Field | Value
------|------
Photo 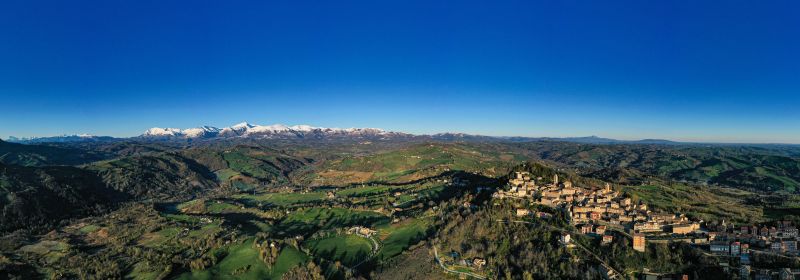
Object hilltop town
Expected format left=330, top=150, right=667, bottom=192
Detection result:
left=495, top=171, right=800, bottom=280
left=498, top=171, right=698, bottom=245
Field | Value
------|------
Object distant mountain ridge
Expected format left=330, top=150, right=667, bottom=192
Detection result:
left=7, top=134, right=116, bottom=144
left=140, top=122, right=406, bottom=140
left=6, top=122, right=795, bottom=145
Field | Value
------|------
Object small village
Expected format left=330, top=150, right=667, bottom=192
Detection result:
left=496, top=171, right=699, bottom=248
left=495, top=171, right=800, bottom=280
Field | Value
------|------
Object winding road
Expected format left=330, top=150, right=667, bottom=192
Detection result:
left=432, top=246, right=488, bottom=280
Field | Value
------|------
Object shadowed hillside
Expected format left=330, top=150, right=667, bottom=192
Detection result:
left=0, top=139, right=109, bottom=166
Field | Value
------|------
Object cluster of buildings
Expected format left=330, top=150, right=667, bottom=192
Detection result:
left=498, top=171, right=701, bottom=252
left=347, top=226, right=377, bottom=237
left=705, top=221, right=800, bottom=279
left=498, top=171, right=800, bottom=278
left=707, top=221, right=800, bottom=256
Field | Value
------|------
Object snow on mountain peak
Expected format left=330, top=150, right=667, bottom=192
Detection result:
left=232, top=122, right=255, bottom=129
left=289, top=125, right=317, bottom=132
left=247, top=124, right=290, bottom=134
left=182, top=126, right=221, bottom=137
left=141, top=122, right=395, bottom=139
left=143, top=127, right=182, bottom=136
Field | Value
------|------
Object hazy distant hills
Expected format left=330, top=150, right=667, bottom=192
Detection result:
left=8, top=121, right=800, bottom=147
left=4, top=122, right=765, bottom=146
left=7, top=134, right=116, bottom=144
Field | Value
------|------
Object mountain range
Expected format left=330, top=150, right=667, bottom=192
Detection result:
left=6, top=122, right=797, bottom=146
left=140, top=122, right=401, bottom=140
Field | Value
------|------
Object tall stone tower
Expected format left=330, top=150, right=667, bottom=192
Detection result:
left=553, top=174, right=559, bottom=186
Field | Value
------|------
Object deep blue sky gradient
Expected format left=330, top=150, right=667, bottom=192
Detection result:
left=1, top=1, right=799, bottom=143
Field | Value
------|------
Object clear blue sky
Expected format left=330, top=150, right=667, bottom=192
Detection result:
left=1, top=1, right=799, bottom=143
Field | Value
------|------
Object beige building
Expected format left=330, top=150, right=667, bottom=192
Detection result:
left=633, top=233, right=646, bottom=252
left=672, top=223, right=699, bottom=234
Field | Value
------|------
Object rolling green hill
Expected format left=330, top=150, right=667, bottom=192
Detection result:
left=180, top=145, right=309, bottom=190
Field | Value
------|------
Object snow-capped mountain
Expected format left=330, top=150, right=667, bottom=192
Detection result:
left=6, top=134, right=116, bottom=144
left=139, top=122, right=407, bottom=140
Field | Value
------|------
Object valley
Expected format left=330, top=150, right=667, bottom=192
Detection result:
left=1, top=136, right=800, bottom=279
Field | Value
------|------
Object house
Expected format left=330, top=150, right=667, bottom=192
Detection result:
left=672, top=223, right=698, bottom=234
left=602, top=235, right=614, bottom=244
left=760, top=226, right=770, bottom=237
left=472, top=258, right=486, bottom=268
left=782, top=227, right=799, bottom=238
left=348, top=226, right=377, bottom=237
left=740, top=253, right=751, bottom=265
left=772, top=242, right=784, bottom=252
left=633, top=233, right=646, bottom=252
left=784, top=240, right=798, bottom=253
left=516, top=208, right=530, bottom=217
left=595, top=225, right=607, bottom=235
left=581, top=224, right=593, bottom=234
left=710, top=241, right=730, bottom=255
left=730, top=242, right=741, bottom=256
left=740, top=265, right=751, bottom=279
left=634, top=221, right=663, bottom=233
left=560, top=232, right=571, bottom=244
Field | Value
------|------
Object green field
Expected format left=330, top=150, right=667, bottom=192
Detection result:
left=377, top=218, right=431, bottom=260
left=207, top=201, right=239, bottom=213
left=306, top=234, right=373, bottom=266
left=214, top=168, right=241, bottom=182
left=275, top=207, right=389, bottom=236
left=176, top=240, right=307, bottom=280
left=79, top=224, right=100, bottom=233
left=237, top=192, right=327, bottom=207
left=336, top=185, right=397, bottom=197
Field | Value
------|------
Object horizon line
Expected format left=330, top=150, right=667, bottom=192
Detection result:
left=4, top=127, right=800, bottom=146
